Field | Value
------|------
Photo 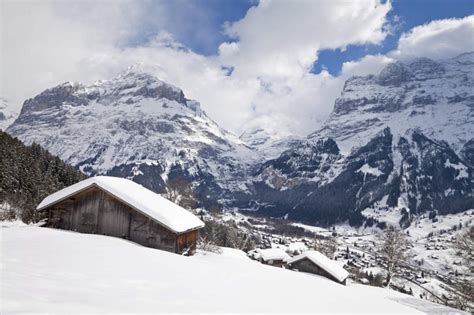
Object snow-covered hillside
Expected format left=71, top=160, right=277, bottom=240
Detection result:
left=1, top=224, right=463, bottom=313
left=239, top=126, right=303, bottom=159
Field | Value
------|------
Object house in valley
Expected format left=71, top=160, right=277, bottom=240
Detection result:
left=286, top=250, right=349, bottom=285
left=253, top=248, right=291, bottom=267
left=37, top=176, right=204, bottom=255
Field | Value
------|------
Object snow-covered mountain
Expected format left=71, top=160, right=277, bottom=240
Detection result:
left=311, top=53, right=474, bottom=155
left=239, top=127, right=303, bottom=159
left=0, top=97, right=18, bottom=131
left=7, top=67, right=259, bottom=209
left=7, top=54, right=473, bottom=227
left=252, top=53, right=473, bottom=226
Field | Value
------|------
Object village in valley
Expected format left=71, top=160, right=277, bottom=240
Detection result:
left=2, top=175, right=472, bottom=313
left=203, top=208, right=474, bottom=309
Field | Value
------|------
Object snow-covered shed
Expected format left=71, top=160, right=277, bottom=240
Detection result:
left=286, top=250, right=349, bottom=285
left=254, top=248, right=290, bottom=267
left=37, top=176, right=204, bottom=255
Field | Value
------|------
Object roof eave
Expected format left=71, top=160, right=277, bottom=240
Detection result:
left=37, top=182, right=205, bottom=234
left=36, top=182, right=99, bottom=211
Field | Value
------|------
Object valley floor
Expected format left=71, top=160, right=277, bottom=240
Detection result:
left=0, top=223, right=464, bottom=314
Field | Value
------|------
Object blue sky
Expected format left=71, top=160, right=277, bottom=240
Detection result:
left=313, top=0, right=474, bottom=75
left=128, top=0, right=255, bottom=54
left=130, top=0, right=474, bottom=76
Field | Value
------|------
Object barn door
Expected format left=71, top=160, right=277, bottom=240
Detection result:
left=128, top=213, right=151, bottom=247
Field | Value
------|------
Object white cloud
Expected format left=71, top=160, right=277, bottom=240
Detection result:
left=392, top=15, right=474, bottom=60
left=215, top=0, right=392, bottom=135
left=2, top=1, right=471, bottom=140
left=0, top=0, right=145, bottom=107
left=0, top=0, right=393, bottom=136
left=220, top=0, right=390, bottom=79
left=341, top=54, right=393, bottom=77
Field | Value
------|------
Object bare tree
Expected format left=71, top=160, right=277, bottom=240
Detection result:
left=197, top=235, right=222, bottom=254
left=225, top=225, right=254, bottom=251
left=447, top=227, right=473, bottom=311
left=454, top=226, right=473, bottom=271
left=314, top=236, right=339, bottom=259
left=165, top=178, right=197, bottom=209
left=377, top=226, right=411, bottom=286
left=198, top=217, right=256, bottom=252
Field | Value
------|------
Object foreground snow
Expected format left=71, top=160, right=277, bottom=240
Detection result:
left=1, top=225, right=463, bottom=313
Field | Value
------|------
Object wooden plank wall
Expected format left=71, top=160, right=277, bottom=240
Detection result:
left=177, top=230, right=198, bottom=254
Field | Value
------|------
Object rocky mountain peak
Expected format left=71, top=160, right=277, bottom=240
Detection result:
left=7, top=67, right=257, bottom=210
left=17, top=67, right=203, bottom=121
left=20, top=82, right=85, bottom=115
left=306, top=137, right=340, bottom=155
left=317, top=54, right=473, bottom=154
left=376, top=61, right=412, bottom=86
left=407, top=57, right=445, bottom=80
left=372, top=57, right=444, bottom=87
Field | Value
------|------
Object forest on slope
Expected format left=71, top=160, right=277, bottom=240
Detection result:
left=0, top=130, right=86, bottom=222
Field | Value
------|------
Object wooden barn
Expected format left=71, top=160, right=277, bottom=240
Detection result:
left=37, top=176, right=204, bottom=255
left=286, top=250, right=349, bottom=285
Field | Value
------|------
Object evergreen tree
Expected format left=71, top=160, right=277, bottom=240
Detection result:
left=0, top=131, right=86, bottom=222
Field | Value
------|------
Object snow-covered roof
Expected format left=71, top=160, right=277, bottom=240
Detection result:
left=287, top=250, right=349, bottom=283
left=37, top=176, right=204, bottom=234
left=256, top=248, right=290, bottom=262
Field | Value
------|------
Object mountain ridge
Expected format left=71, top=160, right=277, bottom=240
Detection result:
left=7, top=53, right=474, bottom=227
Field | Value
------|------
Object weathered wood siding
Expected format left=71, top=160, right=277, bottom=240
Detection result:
left=99, top=190, right=131, bottom=238
left=289, top=258, right=346, bottom=284
left=177, top=229, right=198, bottom=253
left=44, top=186, right=199, bottom=254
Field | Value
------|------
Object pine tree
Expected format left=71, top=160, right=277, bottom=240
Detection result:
left=0, top=131, right=86, bottom=222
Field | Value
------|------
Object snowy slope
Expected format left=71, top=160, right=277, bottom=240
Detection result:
left=240, top=126, right=303, bottom=159
left=1, top=224, right=463, bottom=314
